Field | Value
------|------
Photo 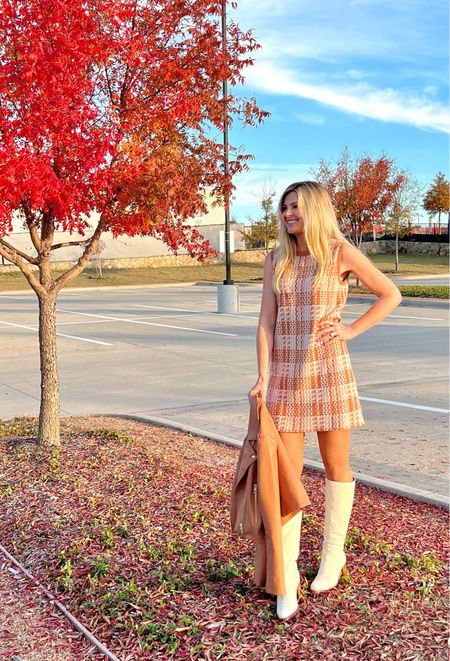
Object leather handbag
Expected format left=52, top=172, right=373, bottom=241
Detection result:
left=229, top=394, right=264, bottom=541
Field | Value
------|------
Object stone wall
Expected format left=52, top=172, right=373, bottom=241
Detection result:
left=1, top=241, right=447, bottom=274
left=360, top=240, right=449, bottom=257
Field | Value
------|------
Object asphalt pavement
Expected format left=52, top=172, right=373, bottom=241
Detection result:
left=0, top=283, right=448, bottom=506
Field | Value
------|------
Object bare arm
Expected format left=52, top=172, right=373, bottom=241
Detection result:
left=248, top=252, right=278, bottom=396
left=317, top=242, right=402, bottom=343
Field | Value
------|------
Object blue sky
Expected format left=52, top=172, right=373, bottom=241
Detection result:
left=228, top=0, right=449, bottom=224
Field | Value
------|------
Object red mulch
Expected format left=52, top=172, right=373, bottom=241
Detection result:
left=0, top=557, right=102, bottom=660
left=0, top=416, right=448, bottom=660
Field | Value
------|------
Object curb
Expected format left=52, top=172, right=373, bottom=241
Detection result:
left=0, top=283, right=448, bottom=308
left=0, top=282, right=198, bottom=295
left=107, top=413, right=449, bottom=510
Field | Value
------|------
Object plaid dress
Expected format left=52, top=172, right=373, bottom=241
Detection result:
left=266, top=240, right=364, bottom=432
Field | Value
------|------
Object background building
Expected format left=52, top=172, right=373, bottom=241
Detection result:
left=4, top=191, right=245, bottom=266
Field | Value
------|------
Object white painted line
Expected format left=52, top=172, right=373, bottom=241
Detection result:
left=0, top=320, right=37, bottom=331
left=57, top=315, right=199, bottom=326
left=360, top=396, right=449, bottom=414
left=56, top=319, right=119, bottom=327
left=131, top=304, right=205, bottom=314
left=0, top=320, right=113, bottom=346
left=55, top=332, right=113, bottom=346
left=132, top=303, right=447, bottom=324
left=0, top=295, right=36, bottom=301
left=56, top=308, right=238, bottom=337
left=130, top=303, right=259, bottom=320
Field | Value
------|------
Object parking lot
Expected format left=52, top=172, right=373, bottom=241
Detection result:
left=1, top=284, right=448, bottom=498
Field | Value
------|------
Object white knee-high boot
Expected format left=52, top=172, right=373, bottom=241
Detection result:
left=276, top=511, right=302, bottom=620
left=310, top=478, right=355, bottom=594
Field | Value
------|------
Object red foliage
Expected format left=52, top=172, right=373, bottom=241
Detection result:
left=0, top=0, right=267, bottom=259
left=315, top=148, right=406, bottom=244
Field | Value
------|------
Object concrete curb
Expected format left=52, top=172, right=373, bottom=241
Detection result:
left=107, top=413, right=449, bottom=510
left=1, top=283, right=448, bottom=308
left=0, top=282, right=198, bottom=295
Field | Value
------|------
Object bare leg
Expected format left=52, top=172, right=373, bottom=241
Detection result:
left=317, top=429, right=352, bottom=482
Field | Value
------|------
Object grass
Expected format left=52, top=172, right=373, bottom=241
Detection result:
left=0, top=261, right=267, bottom=291
left=349, top=284, right=449, bottom=299
left=0, top=252, right=448, bottom=293
left=0, top=415, right=448, bottom=660
left=367, top=253, right=448, bottom=275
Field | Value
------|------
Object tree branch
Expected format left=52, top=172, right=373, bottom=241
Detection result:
left=52, top=218, right=108, bottom=293
left=50, top=239, right=90, bottom=251
left=21, top=200, right=42, bottom=252
left=0, top=241, right=45, bottom=296
left=0, top=238, right=39, bottom=265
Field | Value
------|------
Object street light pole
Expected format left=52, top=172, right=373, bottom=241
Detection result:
left=217, top=0, right=239, bottom=313
left=221, top=0, right=233, bottom=285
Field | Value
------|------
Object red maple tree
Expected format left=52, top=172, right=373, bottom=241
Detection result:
left=0, top=0, right=267, bottom=446
left=314, top=147, right=405, bottom=246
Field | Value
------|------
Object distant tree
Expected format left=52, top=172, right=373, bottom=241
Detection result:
left=314, top=147, right=405, bottom=247
left=245, top=179, right=278, bottom=251
left=384, top=173, right=421, bottom=271
left=0, top=0, right=267, bottom=447
left=423, top=172, right=450, bottom=232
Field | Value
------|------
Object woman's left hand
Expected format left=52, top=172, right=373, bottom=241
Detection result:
left=316, top=321, right=357, bottom=344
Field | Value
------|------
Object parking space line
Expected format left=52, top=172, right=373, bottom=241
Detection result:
left=56, top=319, right=120, bottom=327
left=360, top=395, right=449, bottom=414
left=0, top=295, right=36, bottom=301
left=131, top=303, right=447, bottom=324
left=0, top=321, right=37, bottom=332
left=0, top=320, right=113, bottom=346
left=131, top=304, right=207, bottom=314
left=131, top=304, right=259, bottom=320
left=56, top=308, right=238, bottom=337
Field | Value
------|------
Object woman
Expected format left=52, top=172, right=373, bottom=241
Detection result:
left=248, top=181, right=402, bottom=621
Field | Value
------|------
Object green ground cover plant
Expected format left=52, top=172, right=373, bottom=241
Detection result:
left=349, top=285, right=448, bottom=299
left=0, top=416, right=448, bottom=659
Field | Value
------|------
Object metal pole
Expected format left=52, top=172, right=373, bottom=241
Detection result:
left=222, top=0, right=233, bottom=285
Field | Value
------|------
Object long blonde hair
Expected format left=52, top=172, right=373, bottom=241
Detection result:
left=273, top=181, right=345, bottom=294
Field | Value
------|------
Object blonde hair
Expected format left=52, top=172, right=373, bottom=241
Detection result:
left=272, top=181, right=345, bottom=294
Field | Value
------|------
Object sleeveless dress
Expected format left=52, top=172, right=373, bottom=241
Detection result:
left=266, top=240, right=364, bottom=433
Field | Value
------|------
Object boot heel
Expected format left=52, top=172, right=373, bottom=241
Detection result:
left=311, top=562, right=346, bottom=594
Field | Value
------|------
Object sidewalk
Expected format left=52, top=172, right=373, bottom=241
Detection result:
left=118, top=412, right=449, bottom=509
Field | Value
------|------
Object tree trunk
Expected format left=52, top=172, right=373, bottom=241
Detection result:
left=38, top=293, right=60, bottom=447
left=395, top=233, right=399, bottom=271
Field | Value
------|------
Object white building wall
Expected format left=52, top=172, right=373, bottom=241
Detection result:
left=4, top=191, right=245, bottom=263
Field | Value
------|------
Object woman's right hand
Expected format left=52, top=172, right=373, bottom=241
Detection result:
left=248, top=377, right=265, bottom=399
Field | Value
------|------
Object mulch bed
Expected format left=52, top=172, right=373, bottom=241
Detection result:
left=0, top=416, right=448, bottom=660
left=0, top=557, right=101, bottom=661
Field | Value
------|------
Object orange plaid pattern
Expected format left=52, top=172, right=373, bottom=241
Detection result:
left=266, top=240, right=364, bottom=432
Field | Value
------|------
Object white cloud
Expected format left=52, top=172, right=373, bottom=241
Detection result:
left=245, top=61, right=450, bottom=133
